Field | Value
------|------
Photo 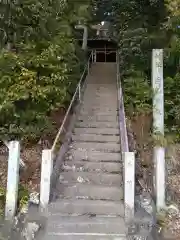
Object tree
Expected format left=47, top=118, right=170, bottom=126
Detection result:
left=0, top=0, right=91, bottom=142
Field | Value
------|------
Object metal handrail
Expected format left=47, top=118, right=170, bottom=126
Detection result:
left=116, top=52, right=135, bottom=222
left=116, top=52, right=129, bottom=152
left=51, top=52, right=92, bottom=152
left=90, top=48, right=116, bottom=50
left=95, top=50, right=116, bottom=53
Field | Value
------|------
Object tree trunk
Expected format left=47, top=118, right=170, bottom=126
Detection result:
left=82, top=25, right=88, bottom=50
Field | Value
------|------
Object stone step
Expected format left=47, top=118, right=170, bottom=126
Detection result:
left=84, top=89, right=117, bottom=92
left=84, top=84, right=117, bottom=88
left=84, top=87, right=117, bottom=91
left=59, top=172, right=122, bottom=186
left=83, top=90, right=117, bottom=94
left=43, top=235, right=126, bottom=240
left=79, top=111, right=118, bottom=116
left=72, top=134, right=120, bottom=143
left=77, top=115, right=118, bottom=122
left=83, top=91, right=117, bottom=94
left=82, top=101, right=117, bottom=106
left=62, top=161, right=122, bottom=174
left=80, top=108, right=118, bottom=113
left=70, top=142, right=120, bottom=153
left=82, top=94, right=117, bottom=98
left=48, top=199, right=124, bottom=216
left=46, top=216, right=126, bottom=235
left=75, top=121, right=119, bottom=128
left=83, top=92, right=117, bottom=95
left=82, top=99, right=117, bottom=103
left=84, top=91, right=117, bottom=94
left=81, top=100, right=117, bottom=104
left=79, top=112, right=118, bottom=117
left=57, top=183, right=123, bottom=201
left=84, top=93, right=117, bottom=96
left=73, top=128, right=119, bottom=135
left=80, top=105, right=117, bottom=110
left=84, top=85, right=117, bottom=89
left=79, top=110, right=118, bottom=115
left=47, top=215, right=125, bottom=224
left=66, top=150, right=121, bottom=162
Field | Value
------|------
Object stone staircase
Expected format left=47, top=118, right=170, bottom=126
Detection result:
left=41, top=63, right=126, bottom=239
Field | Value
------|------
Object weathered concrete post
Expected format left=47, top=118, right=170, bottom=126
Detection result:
left=124, top=152, right=135, bottom=221
left=3, top=140, right=26, bottom=168
left=82, top=25, right=88, bottom=50
left=152, top=49, right=165, bottom=211
left=75, top=24, right=88, bottom=50
left=5, top=141, right=20, bottom=220
left=40, top=149, right=53, bottom=208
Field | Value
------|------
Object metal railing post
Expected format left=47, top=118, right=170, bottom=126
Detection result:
left=78, top=83, right=81, bottom=102
left=116, top=52, right=135, bottom=223
left=87, top=60, right=90, bottom=75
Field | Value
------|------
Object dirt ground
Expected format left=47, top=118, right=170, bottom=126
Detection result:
left=130, top=114, right=152, bottom=167
left=128, top=113, right=180, bottom=239
left=0, top=107, right=70, bottom=194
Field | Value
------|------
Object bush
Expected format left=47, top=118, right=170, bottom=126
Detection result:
left=0, top=0, right=90, bottom=143
left=0, top=34, right=83, bottom=142
left=123, top=68, right=152, bottom=116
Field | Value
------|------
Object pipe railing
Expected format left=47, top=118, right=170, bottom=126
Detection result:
left=40, top=52, right=93, bottom=208
left=51, top=53, right=92, bottom=152
left=116, top=51, right=135, bottom=222
left=116, top=63, right=129, bottom=153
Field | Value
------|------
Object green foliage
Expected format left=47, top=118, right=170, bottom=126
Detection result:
left=107, top=0, right=180, bottom=141
left=0, top=184, right=29, bottom=216
left=161, top=3, right=180, bottom=140
left=1, top=0, right=180, bottom=144
left=123, top=68, right=152, bottom=116
left=18, top=184, right=29, bottom=211
left=0, top=0, right=90, bottom=142
left=0, top=37, right=82, bottom=141
left=164, top=74, right=180, bottom=139
left=0, top=188, right=5, bottom=216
